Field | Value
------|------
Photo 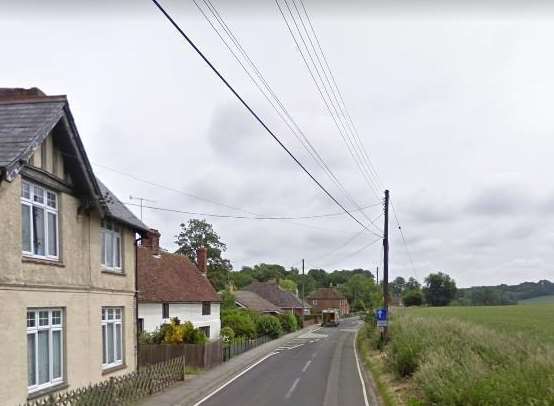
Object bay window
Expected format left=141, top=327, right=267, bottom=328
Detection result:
left=21, top=181, right=59, bottom=259
left=102, top=307, right=123, bottom=369
left=101, top=220, right=122, bottom=271
left=27, top=309, right=64, bottom=393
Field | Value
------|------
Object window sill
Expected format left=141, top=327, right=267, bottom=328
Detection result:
left=22, top=257, right=65, bottom=268
left=102, top=363, right=127, bottom=375
left=28, top=382, right=68, bottom=400
left=101, top=269, right=126, bottom=276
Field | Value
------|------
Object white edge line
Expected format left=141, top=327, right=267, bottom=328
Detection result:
left=192, top=352, right=277, bottom=406
left=354, top=329, right=370, bottom=406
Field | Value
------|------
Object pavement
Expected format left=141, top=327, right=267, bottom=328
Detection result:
left=139, top=318, right=378, bottom=406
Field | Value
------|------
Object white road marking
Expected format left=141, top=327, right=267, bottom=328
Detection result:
left=192, top=352, right=277, bottom=406
left=312, top=352, right=317, bottom=359
left=285, top=377, right=301, bottom=399
left=301, top=360, right=312, bottom=373
left=353, top=329, right=370, bottom=406
left=286, top=344, right=304, bottom=350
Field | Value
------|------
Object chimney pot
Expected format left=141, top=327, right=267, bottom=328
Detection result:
left=142, top=229, right=161, bottom=256
left=196, top=247, right=208, bottom=276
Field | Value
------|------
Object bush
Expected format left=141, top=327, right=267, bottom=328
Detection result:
left=222, top=309, right=256, bottom=338
left=278, top=312, right=298, bottom=333
left=255, top=315, right=283, bottom=338
left=295, top=313, right=303, bottom=329
left=162, top=319, right=207, bottom=344
left=402, top=289, right=423, bottom=306
left=221, top=326, right=235, bottom=343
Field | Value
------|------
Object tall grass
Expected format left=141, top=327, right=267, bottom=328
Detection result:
left=374, top=314, right=554, bottom=405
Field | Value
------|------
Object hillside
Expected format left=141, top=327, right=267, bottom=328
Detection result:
left=456, top=279, right=554, bottom=306
left=519, top=295, right=554, bottom=304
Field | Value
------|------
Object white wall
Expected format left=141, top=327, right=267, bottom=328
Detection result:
left=138, top=303, right=221, bottom=340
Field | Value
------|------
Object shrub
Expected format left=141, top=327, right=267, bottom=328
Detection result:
left=402, top=289, right=423, bottom=306
left=278, top=312, right=298, bottom=333
left=222, top=309, right=256, bottom=338
left=255, top=315, right=283, bottom=338
left=295, top=313, right=303, bottom=329
left=221, top=326, right=235, bottom=343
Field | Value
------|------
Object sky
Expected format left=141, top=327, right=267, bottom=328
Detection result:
left=2, top=0, right=554, bottom=287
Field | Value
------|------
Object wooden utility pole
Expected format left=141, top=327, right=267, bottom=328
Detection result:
left=383, top=190, right=390, bottom=336
left=376, top=266, right=379, bottom=285
left=301, top=259, right=305, bottom=326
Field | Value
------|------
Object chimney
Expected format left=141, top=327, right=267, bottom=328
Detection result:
left=142, top=229, right=161, bottom=256
left=196, top=247, right=208, bottom=276
left=0, top=87, right=46, bottom=100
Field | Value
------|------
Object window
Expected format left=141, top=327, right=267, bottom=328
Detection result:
left=102, top=308, right=123, bottom=369
left=27, top=309, right=63, bottom=393
left=21, top=181, right=59, bottom=259
left=138, top=319, right=144, bottom=334
left=162, top=303, right=169, bottom=319
left=202, top=302, right=211, bottom=316
left=199, top=326, right=210, bottom=339
left=101, top=220, right=122, bottom=271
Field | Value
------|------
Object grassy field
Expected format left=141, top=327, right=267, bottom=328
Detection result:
left=361, top=304, right=554, bottom=405
left=402, top=304, right=554, bottom=345
left=519, top=295, right=554, bottom=305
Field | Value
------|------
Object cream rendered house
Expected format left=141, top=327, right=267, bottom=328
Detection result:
left=0, top=88, right=148, bottom=404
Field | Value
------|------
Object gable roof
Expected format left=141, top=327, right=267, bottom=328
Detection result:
left=0, top=88, right=148, bottom=233
left=244, top=280, right=304, bottom=309
left=307, top=287, right=346, bottom=300
left=137, top=246, right=220, bottom=303
left=234, top=290, right=282, bottom=314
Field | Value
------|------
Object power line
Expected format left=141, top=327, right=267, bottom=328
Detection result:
left=123, top=200, right=381, bottom=221
left=149, top=0, right=380, bottom=237
left=390, top=198, right=418, bottom=280
left=275, top=0, right=382, bottom=199
left=192, top=0, right=382, bottom=233
left=318, top=234, right=382, bottom=269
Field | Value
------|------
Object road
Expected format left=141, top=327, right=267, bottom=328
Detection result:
left=196, top=318, right=370, bottom=406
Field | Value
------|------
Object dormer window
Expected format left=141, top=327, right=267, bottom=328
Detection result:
left=21, top=181, right=59, bottom=259
left=101, top=220, right=122, bottom=272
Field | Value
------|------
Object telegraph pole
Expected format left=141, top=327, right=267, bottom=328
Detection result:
left=383, top=190, right=390, bottom=337
left=376, top=266, right=379, bottom=285
left=301, top=259, right=305, bottom=326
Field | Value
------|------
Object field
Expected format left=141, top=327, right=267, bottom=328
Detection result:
left=519, top=295, right=554, bottom=305
left=402, top=304, right=554, bottom=345
left=360, top=304, right=554, bottom=405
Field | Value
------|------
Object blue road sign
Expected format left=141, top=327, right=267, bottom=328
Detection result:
left=376, top=308, right=387, bottom=321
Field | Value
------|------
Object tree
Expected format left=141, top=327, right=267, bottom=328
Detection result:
left=402, top=289, right=423, bottom=306
left=175, top=219, right=232, bottom=290
left=279, top=279, right=297, bottom=294
left=423, top=272, right=457, bottom=306
left=390, top=276, right=407, bottom=296
left=341, top=274, right=378, bottom=311
left=405, top=277, right=421, bottom=291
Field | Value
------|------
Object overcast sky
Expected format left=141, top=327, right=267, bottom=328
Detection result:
left=3, top=0, right=554, bottom=287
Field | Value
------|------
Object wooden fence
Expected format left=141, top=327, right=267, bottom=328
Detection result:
left=139, top=340, right=223, bottom=369
left=23, top=356, right=184, bottom=406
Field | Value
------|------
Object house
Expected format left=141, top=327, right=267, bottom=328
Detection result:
left=137, top=230, right=221, bottom=340
left=234, top=290, right=283, bottom=315
left=0, top=88, right=148, bottom=405
left=307, top=288, right=350, bottom=316
left=244, top=280, right=306, bottom=316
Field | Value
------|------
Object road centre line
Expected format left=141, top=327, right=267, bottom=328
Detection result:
left=301, top=360, right=312, bottom=373
left=353, top=329, right=370, bottom=406
left=192, top=352, right=277, bottom=406
left=285, top=377, right=301, bottom=399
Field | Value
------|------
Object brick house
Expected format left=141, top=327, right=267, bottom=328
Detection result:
left=0, top=88, right=148, bottom=404
left=307, top=287, right=350, bottom=316
left=137, top=230, right=221, bottom=340
left=244, top=280, right=306, bottom=317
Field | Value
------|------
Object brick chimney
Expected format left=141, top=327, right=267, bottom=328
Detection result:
left=142, top=229, right=161, bottom=256
left=196, top=247, right=208, bottom=276
left=0, top=87, right=46, bottom=100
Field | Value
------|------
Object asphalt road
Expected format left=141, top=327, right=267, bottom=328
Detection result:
left=198, top=318, right=369, bottom=406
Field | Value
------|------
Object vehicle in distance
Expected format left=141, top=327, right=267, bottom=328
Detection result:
left=321, top=309, right=340, bottom=327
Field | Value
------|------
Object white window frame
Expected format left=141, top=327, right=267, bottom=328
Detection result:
left=102, top=307, right=124, bottom=370
left=27, top=308, right=64, bottom=394
left=101, top=220, right=122, bottom=272
left=21, top=181, right=59, bottom=260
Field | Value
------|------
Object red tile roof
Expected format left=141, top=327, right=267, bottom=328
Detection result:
left=307, top=287, right=346, bottom=300
left=137, top=246, right=220, bottom=303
